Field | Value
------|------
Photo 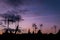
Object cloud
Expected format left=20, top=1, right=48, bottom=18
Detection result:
left=0, top=0, right=44, bottom=7
left=0, top=0, right=60, bottom=16
left=2, top=0, right=23, bottom=7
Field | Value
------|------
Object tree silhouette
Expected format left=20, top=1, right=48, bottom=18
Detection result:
left=40, top=24, right=43, bottom=31
left=0, top=13, right=15, bottom=28
left=0, top=12, right=24, bottom=33
left=54, top=25, right=57, bottom=33
left=28, top=29, right=31, bottom=34
left=15, top=25, right=19, bottom=34
left=32, top=23, right=37, bottom=33
left=51, top=27, right=53, bottom=33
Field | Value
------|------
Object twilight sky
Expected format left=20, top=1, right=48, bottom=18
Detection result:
left=0, top=0, right=60, bottom=33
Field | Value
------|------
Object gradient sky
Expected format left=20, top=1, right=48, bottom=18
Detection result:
left=0, top=0, right=60, bottom=34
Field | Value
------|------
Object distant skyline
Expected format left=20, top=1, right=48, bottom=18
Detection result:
left=0, top=0, right=60, bottom=34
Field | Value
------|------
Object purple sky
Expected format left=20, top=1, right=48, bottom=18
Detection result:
left=0, top=0, right=60, bottom=33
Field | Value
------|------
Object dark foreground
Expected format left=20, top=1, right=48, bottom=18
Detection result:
left=0, top=31, right=60, bottom=40
left=0, top=34, right=60, bottom=40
